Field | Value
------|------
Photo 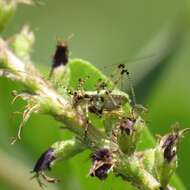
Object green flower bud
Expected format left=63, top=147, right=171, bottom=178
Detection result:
left=52, top=139, right=85, bottom=159
left=117, top=116, right=144, bottom=154
left=154, top=124, right=190, bottom=188
left=8, top=25, right=35, bottom=60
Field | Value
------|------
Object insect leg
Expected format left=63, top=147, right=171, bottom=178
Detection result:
left=126, top=70, right=136, bottom=106
left=84, top=102, right=90, bottom=137
left=41, top=172, right=60, bottom=184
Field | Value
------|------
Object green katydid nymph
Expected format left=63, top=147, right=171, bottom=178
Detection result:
left=72, top=88, right=130, bottom=117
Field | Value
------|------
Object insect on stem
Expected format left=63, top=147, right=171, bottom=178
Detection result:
left=49, top=41, right=69, bottom=78
left=49, top=34, right=74, bottom=79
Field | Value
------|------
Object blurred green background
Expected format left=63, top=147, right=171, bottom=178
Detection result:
left=1, top=0, right=190, bottom=189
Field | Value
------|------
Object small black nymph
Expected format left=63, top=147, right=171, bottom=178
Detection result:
left=52, top=41, right=69, bottom=68
left=49, top=41, right=69, bottom=78
left=33, top=148, right=55, bottom=173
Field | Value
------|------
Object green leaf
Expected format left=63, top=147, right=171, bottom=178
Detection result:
left=69, top=58, right=109, bottom=90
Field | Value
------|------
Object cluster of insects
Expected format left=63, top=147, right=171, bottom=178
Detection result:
left=30, top=40, right=149, bottom=186
left=48, top=39, right=141, bottom=128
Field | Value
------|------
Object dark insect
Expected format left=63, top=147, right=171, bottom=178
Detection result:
left=89, top=148, right=113, bottom=180
left=32, top=148, right=55, bottom=172
left=49, top=41, right=69, bottom=77
left=53, top=41, right=69, bottom=68
left=31, top=148, right=59, bottom=187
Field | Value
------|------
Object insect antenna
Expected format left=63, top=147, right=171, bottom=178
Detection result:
left=116, top=63, right=137, bottom=106
left=125, top=69, right=136, bottom=106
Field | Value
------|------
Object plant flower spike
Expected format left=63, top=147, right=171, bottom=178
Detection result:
left=0, top=1, right=189, bottom=190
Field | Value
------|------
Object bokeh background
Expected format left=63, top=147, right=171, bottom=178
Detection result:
left=1, top=0, right=190, bottom=189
